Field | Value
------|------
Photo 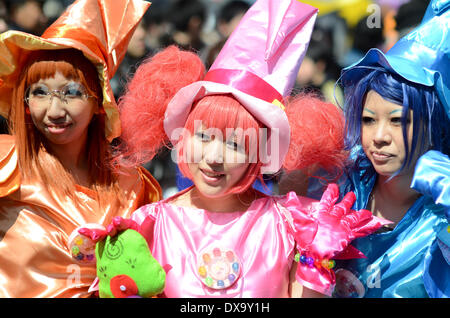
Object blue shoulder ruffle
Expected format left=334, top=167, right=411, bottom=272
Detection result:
left=411, top=150, right=450, bottom=212
left=412, top=150, right=450, bottom=298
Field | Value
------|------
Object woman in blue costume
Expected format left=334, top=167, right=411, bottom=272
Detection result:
left=332, top=0, right=450, bottom=298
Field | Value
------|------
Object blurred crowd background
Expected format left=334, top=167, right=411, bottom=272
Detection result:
left=0, top=0, right=431, bottom=197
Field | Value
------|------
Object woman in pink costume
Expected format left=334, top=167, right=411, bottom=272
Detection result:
left=100, top=0, right=388, bottom=297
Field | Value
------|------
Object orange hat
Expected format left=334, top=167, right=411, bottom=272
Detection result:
left=0, top=0, right=151, bottom=141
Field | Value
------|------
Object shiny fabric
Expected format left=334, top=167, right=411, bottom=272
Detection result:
left=412, top=150, right=450, bottom=298
left=210, top=0, right=318, bottom=97
left=0, top=137, right=161, bottom=298
left=340, top=0, right=450, bottom=119
left=0, top=0, right=151, bottom=141
left=203, top=69, right=283, bottom=104
left=334, top=150, right=450, bottom=298
left=286, top=184, right=388, bottom=296
left=131, top=190, right=321, bottom=297
left=0, top=135, right=20, bottom=197
left=411, top=150, right=450, bottom=209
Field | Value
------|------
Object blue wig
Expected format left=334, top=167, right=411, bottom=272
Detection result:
left=341, top=66, right=450, bottom=182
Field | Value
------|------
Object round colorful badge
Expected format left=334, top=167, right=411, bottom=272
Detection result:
left=68, top=223, right=105, bottom=263
left=196, top=246, right=241, bottom=290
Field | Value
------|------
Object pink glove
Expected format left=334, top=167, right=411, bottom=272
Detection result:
left=290, top=183, right=389, bottom=296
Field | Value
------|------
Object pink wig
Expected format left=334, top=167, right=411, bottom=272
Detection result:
left=116, top=45, right=205, bottom=167
left=177, top=94, right=264, bottom=194
left=283, top=94, right=347, bottom=174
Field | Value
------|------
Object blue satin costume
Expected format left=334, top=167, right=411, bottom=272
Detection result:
left=332, top=150, right=450, bottom=298
left=329, top=0, right=450, bottom=298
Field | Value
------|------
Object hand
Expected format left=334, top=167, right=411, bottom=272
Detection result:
left=293, top=183, right=386, bottom=260
left=291, top=183, right=388, bottom=296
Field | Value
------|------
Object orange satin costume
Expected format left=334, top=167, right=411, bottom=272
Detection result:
left=0, top=135, right=161, bottom=297
left=0, top=0, right=160, bottom=297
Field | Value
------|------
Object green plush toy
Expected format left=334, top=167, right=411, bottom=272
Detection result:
left=95, top=229, right=166, bottom=298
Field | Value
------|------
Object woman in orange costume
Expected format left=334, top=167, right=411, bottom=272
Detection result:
left=0, top=0, right=161, bottom=297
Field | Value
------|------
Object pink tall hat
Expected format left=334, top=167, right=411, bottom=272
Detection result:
left=164, top=0, right=318, bottom=173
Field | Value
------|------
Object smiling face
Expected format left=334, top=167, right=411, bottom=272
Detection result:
left=27, top=71, right=97, bottom=152
left=185, top=125, right=251, bottom=198
left=177, top=95, right=263, bottom=198
left=361, top=90, right=413, bottom=177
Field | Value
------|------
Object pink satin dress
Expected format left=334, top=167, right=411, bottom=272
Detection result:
left=0, top=135, right=162, bottom=297
left=131, top=189, right=318, bottom=298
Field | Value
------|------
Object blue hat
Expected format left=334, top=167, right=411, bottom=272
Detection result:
left=340, top=0, right=450, bottom=119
